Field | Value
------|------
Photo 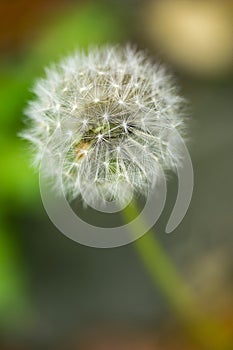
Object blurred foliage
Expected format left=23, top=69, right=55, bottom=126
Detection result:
left=0, top=135, right=38, bottom=204
left=31, top=1, right=127, bottom=62
left=0, top=225, right=29, bottom=329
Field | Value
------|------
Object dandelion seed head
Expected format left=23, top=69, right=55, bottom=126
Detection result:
left=22, top=45, right=186, bottom=205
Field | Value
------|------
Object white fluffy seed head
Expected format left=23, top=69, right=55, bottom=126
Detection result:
left=22, top=45, right=186, bottom=205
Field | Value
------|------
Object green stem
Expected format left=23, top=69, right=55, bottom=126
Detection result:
left=122, top=199, right=233, bottom=350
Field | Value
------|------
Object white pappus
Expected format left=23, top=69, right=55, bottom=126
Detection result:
left=22, top=45, right=186, bottom=206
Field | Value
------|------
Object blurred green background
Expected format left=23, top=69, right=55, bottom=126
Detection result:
left=0, top=0, right=232, bottom=349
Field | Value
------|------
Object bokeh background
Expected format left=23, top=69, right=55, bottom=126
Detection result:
left=0, top=0, right=233, bottom=349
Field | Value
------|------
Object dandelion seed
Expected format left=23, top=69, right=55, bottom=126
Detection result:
left=97, top=134, right=103, bottom=142
left=71, top=104, right=77, bottom=112
left=21, top=45, right=186, bottom=205
left=122, top=121, right=128, bottom=133
left=80, top=87, right=87, bottom=93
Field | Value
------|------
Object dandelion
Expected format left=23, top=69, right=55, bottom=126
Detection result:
left=22, top=46, right=185, bottom=205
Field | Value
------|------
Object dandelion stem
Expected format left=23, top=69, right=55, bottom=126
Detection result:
left=122, top=199, right=233, bottom=350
